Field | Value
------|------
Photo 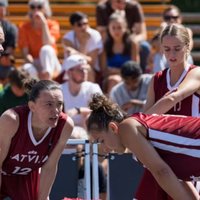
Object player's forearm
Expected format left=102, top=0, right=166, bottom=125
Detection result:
left=38, top=166, right=57, bottom=200
left=152, top=167, right=197, bottom=200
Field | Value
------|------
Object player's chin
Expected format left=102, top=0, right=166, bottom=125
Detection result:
left=48, top=117, right=59, bottom=127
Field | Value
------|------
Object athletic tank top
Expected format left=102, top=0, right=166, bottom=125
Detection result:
left=154, top=65, right=200, bottom=116
left=2, top=106, right=67, bottom=176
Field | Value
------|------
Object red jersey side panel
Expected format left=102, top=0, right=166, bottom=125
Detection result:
left=132, top=113, right=200, bottom=181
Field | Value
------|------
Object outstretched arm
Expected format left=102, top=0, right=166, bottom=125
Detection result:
left=38, top=117, right=74, bottom=200
left=119, top=118, right=199, bottom=200
left=145, top=67, right=200, bottom=114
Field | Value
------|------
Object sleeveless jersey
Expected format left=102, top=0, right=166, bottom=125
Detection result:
left=132, top=113, right=200, bottom=182
left=154, top=65, right=200, bottom=116
left=2, top=105, right=67, bottom=176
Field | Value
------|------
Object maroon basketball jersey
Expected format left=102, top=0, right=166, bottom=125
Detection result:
left=154, top=65, right=200, bottom=116
left=2, top=106, right=67, bottom=176
left=132, top=113, right=200, bottom=181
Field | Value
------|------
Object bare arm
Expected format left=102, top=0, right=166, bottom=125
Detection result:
left=131, top=39, right=140, bottom=63
left=119, top=118, right=198, bottom=200
left=145, top=68, right=200, bottom=114
left=143, top=76, right=156, bottom=112
left=0, top=110, right=19, bottom=190
left=38, top=117, right=74, bottom=200
left=132, top=22, right=147, bottom=42
left=35, top=12, right=56, bottom=45
left=21, top=47, right=34, bottom=63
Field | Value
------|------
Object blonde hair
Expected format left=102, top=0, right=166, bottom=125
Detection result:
left=160, top=24, right=190, bottom=53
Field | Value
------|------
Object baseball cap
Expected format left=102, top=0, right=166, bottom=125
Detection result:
left=63, top=54, right=87, bottom=71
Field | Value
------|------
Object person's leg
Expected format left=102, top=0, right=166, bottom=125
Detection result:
left=22, top=63, right=38, bottom=79
left=39, top=45, right=62, bottom=80
left=139, top=41, right=151, bottom=73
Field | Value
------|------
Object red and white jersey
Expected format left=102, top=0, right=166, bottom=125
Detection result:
left=132, top=113, right=200, bottom=181
left=2, top=106, right=67, bottom=176
left=154, top=65, right=200, bottom=116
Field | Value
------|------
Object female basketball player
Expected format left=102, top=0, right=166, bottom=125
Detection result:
left=140, top=24, right=200, bottom=200
left=87, top=93, right=200, bottom=200
left=0, top=79, right=74, bottom=200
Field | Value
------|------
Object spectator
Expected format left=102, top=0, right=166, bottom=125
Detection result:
left=61, top=54, right=102, bottom=129
left=62, top=12, right=103, bottom=83
left=110, top=60, right=152, bottom=115
left=161, top=5, right=193, bottom=63
left=96, top=0, right=151, bottom=72
left=18, top=0, right=62, bottom=80
left=0, top=68, right=29, bottom=115
left=101, top=12, right=140, bottom=94
left=147, top=30, right=168, bottom=73
left=0, top=51, right=15, bottom=86
left=0, top=0, right=17, bottom=54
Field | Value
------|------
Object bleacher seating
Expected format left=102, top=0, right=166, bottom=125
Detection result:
left=7, top=0, right=200, bottom=65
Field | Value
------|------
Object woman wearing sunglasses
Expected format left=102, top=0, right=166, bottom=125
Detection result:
left=18, top=0, right=62, bottom=80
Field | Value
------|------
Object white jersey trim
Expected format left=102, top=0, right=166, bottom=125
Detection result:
left=28, top=111, right=52, bottom=146
left=149, top=129, right=200, bottom=146
left=192, top=95, right=200, bottom=116
left=151, top=141, right=200, bottom=158
left=166, top=64, right=190, bottom=90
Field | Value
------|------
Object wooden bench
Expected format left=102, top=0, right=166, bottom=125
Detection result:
left=6, top=15, right=162, bottom=28
left=7, top=4, right=170, bottom=15
left=9, top=0, right=171, bottom=4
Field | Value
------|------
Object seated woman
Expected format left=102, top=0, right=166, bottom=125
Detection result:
left=87, top=93, right=200, bottom=200
left=100, top=12, right=140, bottom=94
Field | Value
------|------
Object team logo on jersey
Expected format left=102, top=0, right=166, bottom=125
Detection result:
left=10, top=150, right=48, bottom=164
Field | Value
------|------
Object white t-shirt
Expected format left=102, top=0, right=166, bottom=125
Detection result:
left=61, top=81, right=102, bottom=126
left=63, top=27, right=103, bottom=70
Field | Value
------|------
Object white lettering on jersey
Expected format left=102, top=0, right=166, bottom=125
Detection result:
left=10, top=151, right=49, bottom=164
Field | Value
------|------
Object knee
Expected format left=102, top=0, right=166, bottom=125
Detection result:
left=40, top=45, right=55, bottom=57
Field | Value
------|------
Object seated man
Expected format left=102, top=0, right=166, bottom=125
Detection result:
left=110, top=60, right=152, bottom=115
left=61, top=54, right=102, bottom=129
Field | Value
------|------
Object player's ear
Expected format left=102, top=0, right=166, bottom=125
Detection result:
left=28, top=101, right=35, bottom=112
left=108, top=122, right=118, bottom=135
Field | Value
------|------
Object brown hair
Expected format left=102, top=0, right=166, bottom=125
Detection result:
left=87, top=93, right=126, bottom=131
left=24, top=79, right=61, bottom=102
left=163, top=5, right=181, bottom=19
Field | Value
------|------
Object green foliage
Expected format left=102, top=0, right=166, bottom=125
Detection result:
left=172, top=0, right=200, bottom=12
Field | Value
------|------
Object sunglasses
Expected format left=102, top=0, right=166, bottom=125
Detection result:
left=30, top=4, right=43, bottom=10
left=76, top=22, right=88, bottom=27
left=164, top=15, right=179, bottom=21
